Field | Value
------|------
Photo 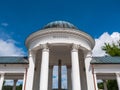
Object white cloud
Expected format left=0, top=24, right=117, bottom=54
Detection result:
left=0, top=39, right=25, bottom=56
left=92, top=32, right=120, bottom=56
left=0, top=28, right=25, bottom=56
left=1, top=22, right=8, bottom=27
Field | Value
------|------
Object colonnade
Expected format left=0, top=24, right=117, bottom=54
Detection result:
left=0, top=73, right=26, bottom=90
left=39, top=44, right=81, bottom=90
left=92, top=73, right=120, bottom=90
left=25, top=43, right=120, bottom=90
left=26, top=44, right=83, bottom=90
left=0, top=44, right=120, bottom=90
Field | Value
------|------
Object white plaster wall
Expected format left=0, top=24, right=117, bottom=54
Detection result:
left=0, top=64, right=27, bottom=73
left=94, top=64, right=120, bottom=73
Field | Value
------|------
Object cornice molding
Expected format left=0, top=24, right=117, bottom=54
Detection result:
left=25, top=28, right=95, bottom=49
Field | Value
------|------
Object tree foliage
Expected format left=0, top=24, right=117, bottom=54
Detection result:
left=98, top=82, right=104, bottom=89
left=102, top=43, right=120, bottom=56
left=107, top=80, right=118, bottom=90
left=2, top=84, right=22, bottom=90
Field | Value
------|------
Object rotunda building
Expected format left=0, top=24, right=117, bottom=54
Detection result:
left=25, top=21, right=95, bottom=90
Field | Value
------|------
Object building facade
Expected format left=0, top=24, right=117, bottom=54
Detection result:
left=0, top=21, right=120, bottom=90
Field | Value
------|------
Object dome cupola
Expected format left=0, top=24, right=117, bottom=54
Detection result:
left=26, top=20, right=95, bottom=51
left=43, top=21, right=78, bottom=30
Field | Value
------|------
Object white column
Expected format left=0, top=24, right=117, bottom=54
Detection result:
left=103, top=80, right=107, bottom=90
left=22, top=68, right=27, bottom=90
left=116, top=73, right=120, bottom=90
left=71, top=44, right=81, bottom=90
left=0, top=73, right=5, bottom=90
left=85, top=52, right=96, bottom=90
left=13, top=79, right=18, bottom=90
left=93, top=73, right=98, bottom=90
left=25, top=50, right=36, bottom=90
left=67, top=65, right=72, bottom=90
left=22, top=73, right=26, bottom=90
left=39, top=44, right=49, bottom=90
left=48, top=65, right=53, bottom=90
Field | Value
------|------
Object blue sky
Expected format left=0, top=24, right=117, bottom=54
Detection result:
left=0, top=0, right=120, bottom=55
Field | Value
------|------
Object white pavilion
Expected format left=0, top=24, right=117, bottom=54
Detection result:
left=0, top=21, right=120, bottom=90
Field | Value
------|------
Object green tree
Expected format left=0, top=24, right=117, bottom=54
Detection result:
left=107, top=80, right=118, bottom=90
left=102, top=43, right=120, bottom=56
left=98, top=82, right=104, bottom=89
left=102, top=42, right=120, bottom=90
left=16, top=84, right=22, bottom=90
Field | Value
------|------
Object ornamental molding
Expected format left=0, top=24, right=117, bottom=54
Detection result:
left=41, top=44, right=49, bottom=49
left=26, top=28, right=95, bottom=49
left=41, top=44, right=49, bottom=52
left=71, top=44, right=79, bottom=51
left=85, top=51, right=92, bottom=58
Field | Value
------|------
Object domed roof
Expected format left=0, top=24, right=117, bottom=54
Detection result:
left=43, top=21, right=78, bottom=29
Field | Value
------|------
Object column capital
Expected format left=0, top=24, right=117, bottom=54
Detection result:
left=41, top=44, right=49, bottom=52
left=28, top=49, right=37, bottom=57
left=71, top=44, right=79, bottom=52
left=85, top=51, right=92, bottom=58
